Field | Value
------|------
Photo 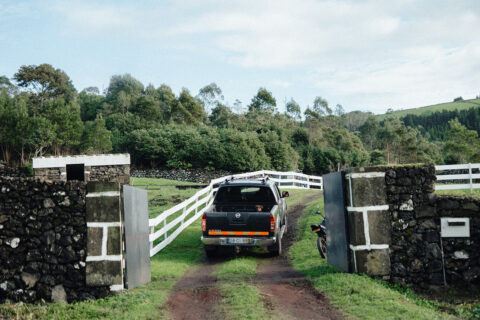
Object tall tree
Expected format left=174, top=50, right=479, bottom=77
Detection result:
left=81, top=116, right=113, bottom=154
left=248, top=88, right=276, bottom=112
left=286, top=98, right=301, bottom=120
left=14, top=64, right=76, bottom=109
left=443, top=118, right=480, bottom=163
left=197, top=83, right=223, bottom=115
left=313, top=96, right=332, bottom=116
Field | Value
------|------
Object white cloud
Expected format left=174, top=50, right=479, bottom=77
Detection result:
left=48, top=0, right=480, bottom=111
left=271, top=79, right=292, bottom=88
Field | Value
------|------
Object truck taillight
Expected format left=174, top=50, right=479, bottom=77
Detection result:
left=270, top=214, right=275, bottom=232
left=202, top=214, right=207, bottom=232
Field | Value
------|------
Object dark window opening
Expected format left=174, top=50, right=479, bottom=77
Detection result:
left=66, top=164, right=85, bottom=181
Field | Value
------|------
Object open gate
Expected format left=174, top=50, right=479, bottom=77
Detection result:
left=122, top=185, right=151, bottom=289
left=323, top=171, right=351, bottom=273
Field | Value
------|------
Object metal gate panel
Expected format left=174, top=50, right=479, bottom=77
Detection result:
left=123, top=185, right=151, bottom=289
left=323, top=171, right=351, bottom=273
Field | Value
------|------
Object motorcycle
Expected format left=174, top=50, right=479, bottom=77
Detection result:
left=310, top=212, right=327, bottom=258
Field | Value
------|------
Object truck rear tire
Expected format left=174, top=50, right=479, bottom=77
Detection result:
left=204, top=245, right=219, bottom=259
left=268, top=237, right=282, bottom=256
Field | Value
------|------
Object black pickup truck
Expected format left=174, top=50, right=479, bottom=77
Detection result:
left=201, top=178, right=289, bottom=257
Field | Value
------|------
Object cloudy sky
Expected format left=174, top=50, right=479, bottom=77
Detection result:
left=1, top=0, right=479, bottom=114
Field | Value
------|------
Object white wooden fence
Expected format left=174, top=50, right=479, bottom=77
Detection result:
left=435, top=163, right=480, bottom=192
left=147, top=170, right=323, bottom=257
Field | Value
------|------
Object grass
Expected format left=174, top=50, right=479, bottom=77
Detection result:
left=217, top=257, right=258, bottom=282
left=216, top=283, right=268, bottom=320
left=289, top=197, right=457, bottom=320
left=131, top=177, right=204, bottom=218
left=435, top=187, right=480, bottom=198
left=376, top=98, right=480, bottom=120
left=215, top=258, right=268, bottom=320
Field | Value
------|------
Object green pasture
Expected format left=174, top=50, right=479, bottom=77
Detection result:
left=377, top=98, right=480, bottom=120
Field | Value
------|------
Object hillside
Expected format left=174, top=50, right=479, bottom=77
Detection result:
left=377, top=98, right=480, bottom=120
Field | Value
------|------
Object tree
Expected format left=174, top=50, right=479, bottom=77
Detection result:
left=248, top=88, right=276, bottom=112
left=157, top=84, right=177, bottom=123
left=286, top=99, right=301, bottom=120
left=41, top=99, right=84, bottom=155
left=105, top=74, right=144, bottom=114
left=13, top=64, right=76, bottom=109
left=334, top=104, right=345, bottom=117
left=312, top=96, right=332, bottom=116
left=197, top=83, right=223, bottom=115
left=359, top=116, right=380, bottom=150
left=209, top=104, right=235, bottom=128
left=0, top=76, right=16, bottom=95
left=81, top=116, right=113, bottom=154
left=176, top=88, right=206, bottom=125
left=79, top=87, right=103, bottom=121
left=130, top=96, right=163, bottom=123
left=443, top=118, right=480, bottom=163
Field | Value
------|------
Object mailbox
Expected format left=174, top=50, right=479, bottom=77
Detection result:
left=441, top=218, right=470, bottom=238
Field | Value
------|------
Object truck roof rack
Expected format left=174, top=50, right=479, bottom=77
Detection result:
left=224, top=176, right=235, bottom=184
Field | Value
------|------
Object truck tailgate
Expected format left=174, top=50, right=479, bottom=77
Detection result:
left=205, top=211, right=270, bottom=232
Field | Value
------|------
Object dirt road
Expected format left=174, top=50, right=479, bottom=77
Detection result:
left=165, top=194, right=343, bottom=320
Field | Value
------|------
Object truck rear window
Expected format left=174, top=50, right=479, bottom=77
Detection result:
left=215, top=186, right=275, bottom=203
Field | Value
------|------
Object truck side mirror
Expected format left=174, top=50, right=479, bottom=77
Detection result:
left=282, top=191, right=289, bottom=198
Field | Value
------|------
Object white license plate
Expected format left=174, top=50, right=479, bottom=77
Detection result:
left=226, top=238, right=251, bottom=244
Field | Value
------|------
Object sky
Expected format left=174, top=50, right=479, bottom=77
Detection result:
left=1, top=0, right=479, bottom=114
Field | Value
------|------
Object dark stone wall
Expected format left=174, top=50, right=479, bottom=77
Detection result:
left=0, top=177, right=109, bottom=303
left=0, top=166, right=27, bottom=178
left=386, top=165, right=480, bottom=289
left=131, top=168, right=233, bottom=183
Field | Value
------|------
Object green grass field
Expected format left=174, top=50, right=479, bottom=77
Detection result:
left=376, top=98, right=480, bottom=120
left=435, top=187, right=480, bottom=198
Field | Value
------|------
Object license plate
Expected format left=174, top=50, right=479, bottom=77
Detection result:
left=226, top=238, right=251, bottom=244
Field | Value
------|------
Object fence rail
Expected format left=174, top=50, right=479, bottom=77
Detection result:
left=147, top=170, right=323, bottom=257
left=435, top=163, right=480, bottom=192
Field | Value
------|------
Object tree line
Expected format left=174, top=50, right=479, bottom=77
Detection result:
left=1, top=64, right=478, bottom=175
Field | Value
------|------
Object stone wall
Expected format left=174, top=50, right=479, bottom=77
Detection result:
left=345, top=164, right=480, bottom=290
left=0, top=166, right=28, bottom=178
left=87, top=165, right=130, bottom=184
left=0, top=177, right=116, bottom=303
left=131, top=168, right=232, bottom=183
left=34, top=165, right=130, bottom=184
left=34, top=167, right=64, bottom=181
left=386, top=165, right=480, bottom=289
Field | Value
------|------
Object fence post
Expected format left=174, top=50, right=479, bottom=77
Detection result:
left=469, top=163, right=473, bottom=194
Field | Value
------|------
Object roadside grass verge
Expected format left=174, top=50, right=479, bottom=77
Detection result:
left=289, top=198, right=457, bottom=320
left=282, top=188, right=321, bottom=208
